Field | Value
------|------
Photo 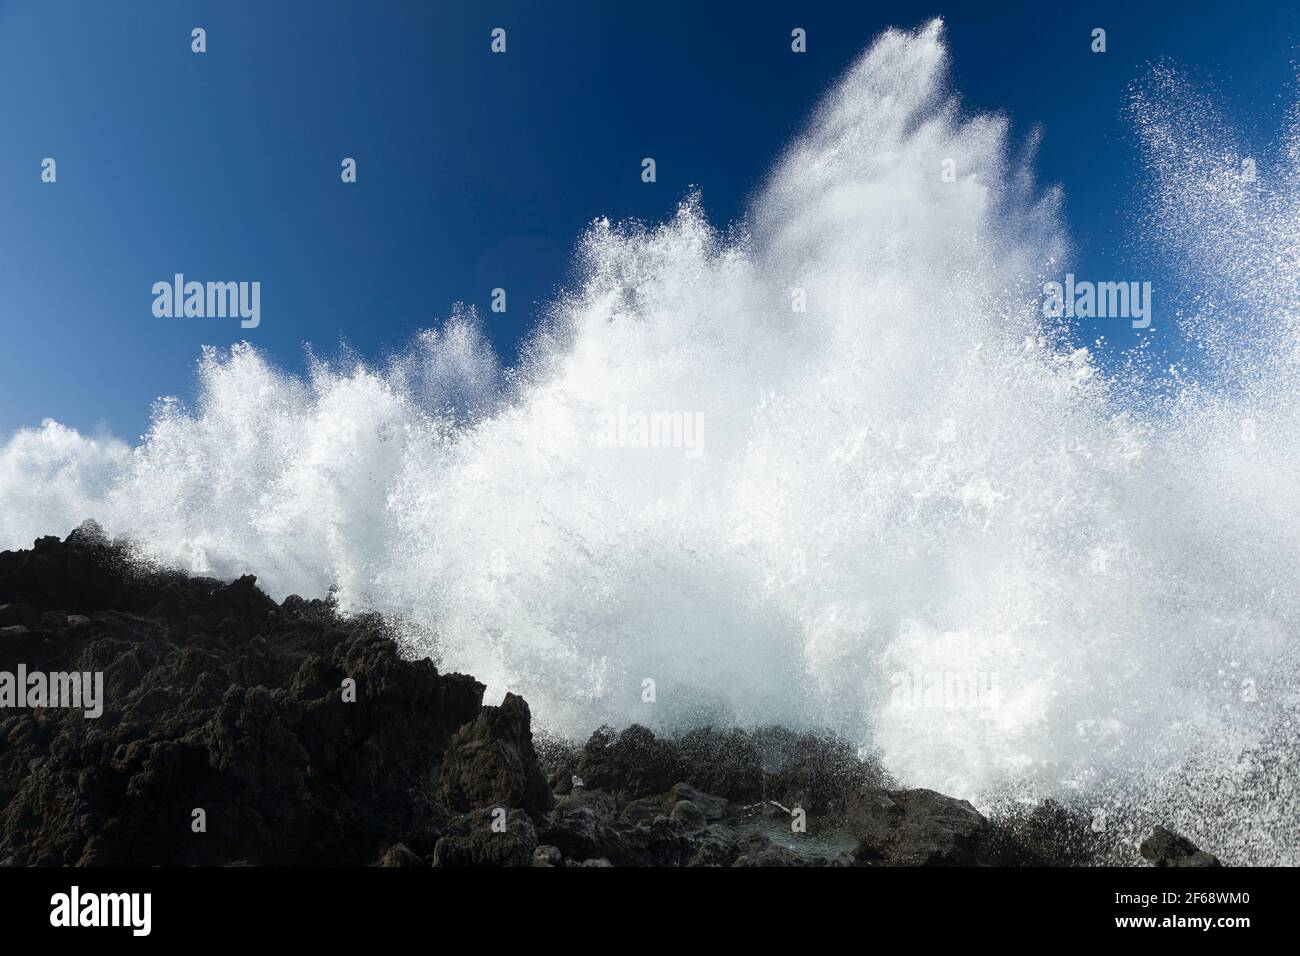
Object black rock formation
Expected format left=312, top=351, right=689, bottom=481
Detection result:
left=1140, top=825, right=1222, bottom=867
left=0, top=526, right=483, bottom=865
left=847, top=787, right=999, bottom=866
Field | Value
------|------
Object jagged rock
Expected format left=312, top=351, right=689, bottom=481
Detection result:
left=0, top=530, right=484, bottom=865
left=540, top=800, right=696, bottom=866
left=569, top=723, right=886, bottom=812
left=987, top=799, right=1108, bottom=866
left=848, top=788, right=998, bottom=866
left=760, top=728, right=886, bottom=814
left=1140, top=826, right=1222, bottom=867
left=733, top=844, right=807, bottom=866
left=666, top=727, right=764, bottom=801
left=619, top=796, right=667, bottom=826
left=376, top=843, right=426, bottom=867
left=576, top=724, right=680, bottom=797
left=688, top=824, right=741, bottom=866
left=540, top=801, right=605, bottom=858
left=552, top=788, right=619, bottom=825
left=432, top=807, right=537, bottom=867
left=548, top=769, right=574, bottom=796
left=539, top=803, right=612, bottom=861
left=666, top=783, right=728, bottom=821
left=435, top=693, right=553, bottom=818
left=607, top=819, right=696, bottom=866
left=669, top=799, right=707, bottom=830
left=532, top=844, right=562, bottom=867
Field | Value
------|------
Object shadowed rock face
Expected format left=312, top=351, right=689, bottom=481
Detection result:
left=0, top=527, right=1217, bottom=868
left=436, top=692, right=553, bottom=818
left=847, top=788, right=998, bottom=866
left=0, top=525, right=484, bottom=865
left=1140, top=826, right=1222, bottom=868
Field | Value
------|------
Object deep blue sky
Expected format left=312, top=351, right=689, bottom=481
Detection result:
left=1, top=1, right=1296, bottom=439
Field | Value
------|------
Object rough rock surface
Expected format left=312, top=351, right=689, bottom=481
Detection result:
left=984, top=799, right=1109, bottom=866
left=0, top=526, right=483, bottom=865
left=376, top=842, right=426, bottom=867
left=432, top=807, right=537, bottom=867
left=436, top=692, right=553, bottom=817
left=1140, top=826, right=1222, bottom=868
left=847, top=788, right=998, bottom=866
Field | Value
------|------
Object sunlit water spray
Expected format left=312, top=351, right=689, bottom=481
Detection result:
left=3, top=20, right=1297, bottom=862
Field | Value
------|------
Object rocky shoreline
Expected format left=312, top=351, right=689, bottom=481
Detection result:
left=0, top=525, right=1220, bottom=867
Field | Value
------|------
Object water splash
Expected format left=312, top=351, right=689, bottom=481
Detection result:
left=2, top=20, right=1296, bottom=862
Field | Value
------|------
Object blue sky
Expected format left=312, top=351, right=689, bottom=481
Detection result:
left=1, top=0, right=1296, bottom=439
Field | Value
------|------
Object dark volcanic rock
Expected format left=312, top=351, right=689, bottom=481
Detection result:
left=540, top=802, right=609, bottom=860
left=688, top=824, right=742, bottom=866
left=539, top=797, right=697, bottom=866
left=666, top=726, right=765, bottom=801
left=1140, top=826, right=1222, bottom=868
left=668, top=799, right=707, bottom=830
left=619, top=795, right=667, bottom=826
left=666, top=783, right=728, bottom=821
left=532, top=844, right=562, bottom=867
left=576, top=724, right=680, bottom=798
left=986, top=799, right=1109, bottom=866
left=436, top=692, right=553, bottom=817
left=571, top=722, right=886, bottom=811
left=612, top=819, right=698, bottom=866
left=733, top=844, right=808, bottom=867
left=848, top=788, right=998, bottom=866
left=757, top=726, right=887, bottom=814
left=0, top=528, right=484, bottom=865
left=376, top=842, right=426, bottom=867
left=573, top=724, right=764, bottom=801
left=432, top=807, right=537, bottom=867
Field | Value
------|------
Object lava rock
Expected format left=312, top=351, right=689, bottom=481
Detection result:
left=666, top=783, right=728, bottom=821
left=432, top=807, right=537, bottom=867
left=376, top=843, right=426, bottom=867
left=688, top=824, right=741, bottom=866
left=619, top=796, right=667, bottom=826
left=576, top=724, right=680, bottom=798
left=760, top=727, right=887, bottom=814
left=848, top=788, right=998, bottom=866
left=607, top=819, right=696, bottom=866
left=532, top=844, right=562, bottom=867
left=986, top=799, right=1109, bottom=866
left=665, top=726, right=764, bottom=801
left=540, top=799, right=697, bottom=866
left=733, top=844, right=807, bottom=866
left=539, top=803, right=613, bottom=861
left=669, top=799, right=708, bottom=831
left=0, top=530, right=485, bottom=865
left=436, top=693, right=553, bottom=818
left=1140, top=826, right=1222, bottom=867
